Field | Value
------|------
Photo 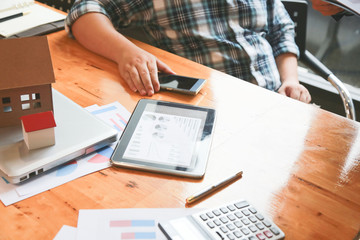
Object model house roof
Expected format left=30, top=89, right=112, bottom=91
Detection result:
left=0, top=36, right=55, bottom=91
left=20, top=111, right=56, bottom=133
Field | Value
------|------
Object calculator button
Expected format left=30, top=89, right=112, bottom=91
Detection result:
left=256, top=214, right=264, bottom=221
left=233, top=230, right=242, bottom=238
left=255, top=222, right=265, bottom=230
left=264, top=230, right=273, bottom=238
left=270, top=226, right=280, bottom=235
left=226, top=233, right=235, bottom=240
left=241, top=209, right=250, bottom=216
left=249, top=207, right=257, bottom=214
left=249, top=225, right=257, bottom=233
left=235, top=201, right=249, bottom=209
left=206, top=212, right=214, bottom=218
left=200, top=214, right=208, bottom=221
left=214, top=219, right=221, bottom=226
left=220, top=217, right=229, bottom=224
left=241, top=227, right=250, bottom=235
left=249, top=215, right=257, bottom=223
left=213, top=209, right=221, bottom=216
left=227, top=214, right=236, bottom=221
left=234, top=220, right=243, bottom=228
left=227, top=205, right=236, bottom=211
left=226, top=223, right=236, bottom=231
left=263, top=219, right=272, bottom=227
left=235, top=212, right=243, bottom=219
left=220, top=226, right=228, bottom=233
left=248, top=237, right=257, bottom=240
left=241, top=218, right=250, bottom=225
left=207, top=221, right=215, bottom=229
left=256, top=233, right=266, bottom=240
left=220, top=207, right=229, bottom=214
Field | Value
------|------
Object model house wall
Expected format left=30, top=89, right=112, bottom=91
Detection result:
left=21, top=111, right=56, bottom=150
left=0, top=36, right=55, bottom=127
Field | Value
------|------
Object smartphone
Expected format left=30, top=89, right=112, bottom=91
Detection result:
left=158, top=74, right=206, bottom=95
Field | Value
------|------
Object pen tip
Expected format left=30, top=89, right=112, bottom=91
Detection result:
left=186, top=196, right=194, bottom=204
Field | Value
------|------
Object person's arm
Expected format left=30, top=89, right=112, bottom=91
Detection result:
left=265, top=0, right=310, bottom=103
left=71, top=13, right=175, bottom=96
left=276, top=53, right=311, bottom=103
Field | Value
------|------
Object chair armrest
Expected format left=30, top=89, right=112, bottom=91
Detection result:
left=302, top=50, right=356, bottom=120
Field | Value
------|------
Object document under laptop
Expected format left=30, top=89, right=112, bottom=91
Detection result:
left=0, top=89, right=118, bottom=184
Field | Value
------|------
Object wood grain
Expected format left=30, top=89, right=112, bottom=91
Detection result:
left=0, top=30, right=359, bottom=240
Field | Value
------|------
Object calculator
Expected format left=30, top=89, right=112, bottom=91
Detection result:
left=158, top=199, right=285, bottom=240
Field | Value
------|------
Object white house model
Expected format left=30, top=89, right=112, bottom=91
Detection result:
left=20, top=111, right=56, bottom=150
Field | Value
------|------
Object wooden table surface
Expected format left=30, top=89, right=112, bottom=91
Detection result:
left=1, top=30, right=360, bottom=240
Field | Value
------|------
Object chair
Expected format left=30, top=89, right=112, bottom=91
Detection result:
left=282, top=0, right=356, bottom=120
left=37, top=0, right=75, bottom=13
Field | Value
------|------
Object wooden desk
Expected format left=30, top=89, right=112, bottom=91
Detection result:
left=1, top=30, right=360, bottom=240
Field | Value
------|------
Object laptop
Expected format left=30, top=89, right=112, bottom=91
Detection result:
left=0, top=89, right=118, bottom=184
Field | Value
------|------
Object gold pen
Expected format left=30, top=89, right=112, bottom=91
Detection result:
left=186, top=170, right=243, bottom=204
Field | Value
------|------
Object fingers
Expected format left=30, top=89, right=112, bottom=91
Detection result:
left=299, top=88, right=311, bottom=103
left=121, top=63, right=147, bottom=96
left=137, top=61, right=155, bottom=96
left=278, top=84, right=311, bottom=103
left=290, top=88, right=311, bottom=103
left=119, top=55, right=156, bottom=96
left=148, top=61, right=160, bottom=93
left=118, top=48, right=175, bottom=96
left=298, top=85, right=311, bottom=103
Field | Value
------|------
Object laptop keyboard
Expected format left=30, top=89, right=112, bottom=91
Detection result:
left=192, top=199, right=285, bottom=240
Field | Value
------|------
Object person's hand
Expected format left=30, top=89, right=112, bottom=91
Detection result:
left=278, top=81, right=311, bottom=103
left=117, top=44, right=175, bottom=96
left=310, top=0, right=344, bottom=16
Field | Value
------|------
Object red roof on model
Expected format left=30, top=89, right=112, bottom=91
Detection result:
left=20, top=111, right=56, bottom=132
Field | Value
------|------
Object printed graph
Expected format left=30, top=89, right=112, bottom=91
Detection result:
left=56, top=160, right=77, bottom=177
left=76, top=208, right=200, bottom=240
left=90, top=104, right=129, bottom=132
left=88, top=146, right=113, bottom=163
left=109, top=219, right=156, bottom=240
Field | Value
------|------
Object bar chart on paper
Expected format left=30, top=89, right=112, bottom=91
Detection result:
left=109, top=220, right=156, bottom=239
left=76, top=208, right=201, bottom=240
left=89, top=102, right=130, bottom=132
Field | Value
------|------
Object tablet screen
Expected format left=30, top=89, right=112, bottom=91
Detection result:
left=111, top=99, right=216, bottom=178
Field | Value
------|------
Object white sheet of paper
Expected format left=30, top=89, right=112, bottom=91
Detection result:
left=76, top=208, right=202, bottom=240
left=53, top=225, right=77, bottom=240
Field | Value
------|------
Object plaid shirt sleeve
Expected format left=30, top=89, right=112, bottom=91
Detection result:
left=65, top=0, right=109, bottom=37
left=265, top=0, right=299, bottom=58
left=65, top=0, right=152, bottom=38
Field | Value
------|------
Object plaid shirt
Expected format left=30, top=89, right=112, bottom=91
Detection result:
left=66, top=0, right=299, bottom=91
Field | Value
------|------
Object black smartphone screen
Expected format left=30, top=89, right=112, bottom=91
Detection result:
left=159, top=75, right=199, bottom=90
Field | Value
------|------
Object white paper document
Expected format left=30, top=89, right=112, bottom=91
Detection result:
left=76, top=208, right=201, bottom=240
left=53, top=225, right=77, bottom=240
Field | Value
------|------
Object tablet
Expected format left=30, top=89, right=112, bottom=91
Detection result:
left=110, top=99, right=216, bottom=178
